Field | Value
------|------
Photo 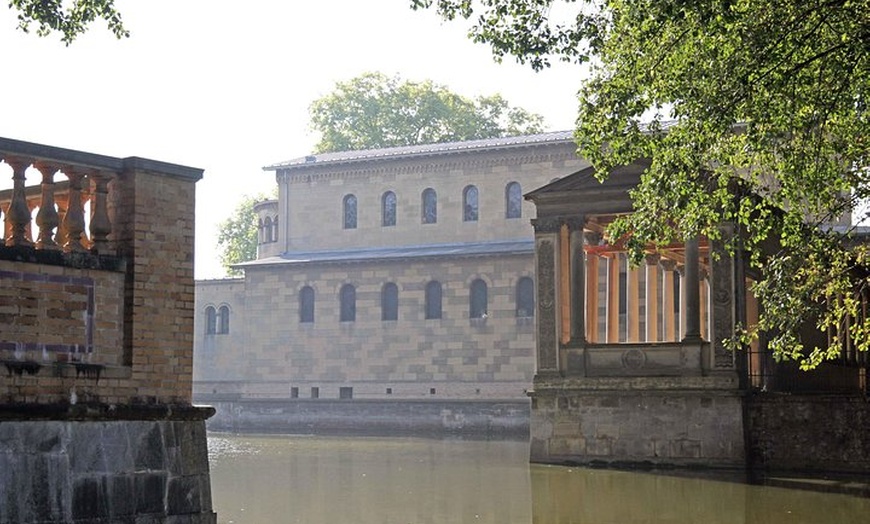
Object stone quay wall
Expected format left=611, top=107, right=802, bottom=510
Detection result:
left=529, top=376, right=745, bottom=468
left=746, top=394, right=870, bottom=473
left=203, top=398, right=530, bottom=439
left=0, top=409, right=213, bottom=523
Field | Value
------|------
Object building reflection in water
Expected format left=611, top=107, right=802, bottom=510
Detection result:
left=209, top=435, right=870, bottom=524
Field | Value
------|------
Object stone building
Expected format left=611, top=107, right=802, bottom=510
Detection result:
left=0, top=138, right=214, bottom=522
left=525, top=159, right=870, bottom=473
left=193, top=132, right=587, bottom=434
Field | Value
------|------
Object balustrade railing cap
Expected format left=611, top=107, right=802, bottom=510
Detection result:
left=0, top=137, right=203, bottom=180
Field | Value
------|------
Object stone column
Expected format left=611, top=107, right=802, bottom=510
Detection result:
left=567, top=216, right=586, bottom=347
left=661, top=258, right=677, bottom=342
left=645, top=254, right=660, bottom=342
left=532, top=217, right=562, bottom=374
left=585, top=231, right=602, bottom=343
left=711, top=224, right=738, bottom=369
left=683, top=237, right=703, bottom=342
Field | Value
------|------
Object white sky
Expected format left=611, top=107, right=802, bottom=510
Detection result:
left=0, top=1, right=584, bottom=279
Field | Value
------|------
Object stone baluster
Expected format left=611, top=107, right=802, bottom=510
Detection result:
left=34, top=163, right=60, bottom=250
left=4, top=157, right=33, bottom=247
left=89, top=172, right=112, bottom=254
left=62, top=169, right=87, bottom=252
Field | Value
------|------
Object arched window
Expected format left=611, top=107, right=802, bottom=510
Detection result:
left=340, top=284, right=356, bottom=322
left=516, top=277, right=535, bottom=318
left=205, top=306, right=217, bottom=334
left=425, top=281, right=442, bottom=319
left=343, top=194, right=357, bottom=229
left=470, top=279, right=488, bottom=318
left=257, top=219, right=264, bottom=244
left=505, top=182, right=522, bottom=219
left=300, top=286, right=315, bottom=323
left=422, top=188, right=437, bottom=224
left=271, top=217, right=279, bottom=242
left=263, top=216, right=273, bottom=243
left=463, top=185, right=479, bottom=222
left=218, top=305, right=230, bottom=334
left=382, top=191, right=397, bottom=227
left=381, top=282, right=398, bottom=321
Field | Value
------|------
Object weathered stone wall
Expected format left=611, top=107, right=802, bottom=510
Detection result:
left=0, top=414, right=214, bottom=523
left=530, top=376, right=745, bottom=468
left=279, top=144, right=587, bottom=252
left=204, top=398, right=529, bottom=438
left=746, top=394, right=870, bottom=473
left=194, top=254, right=536, bottom=402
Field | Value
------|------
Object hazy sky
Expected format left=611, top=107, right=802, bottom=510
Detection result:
left=0, top=1, right=584, bottom=278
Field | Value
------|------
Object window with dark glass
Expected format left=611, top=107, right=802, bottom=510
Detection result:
left=205, top=306, right=217, bottom=334
left=382, top=282, right=399, bottom=321
left=382, top=191, right=397, bottom=227
left=463, top=185, right=479, bottom=222
left=218, top=305, right=230, bottom=334
left=470, top=279, right=487, bottom=318
left=300, top=286, right=315, bottom=323
left=263, top=216, right=272, bottom=242
left=340, top=284, right=356, bottom=322
left=343, top=194, right=357, bottom=229
left=516, top=277, right=535, bottom=317
left=271, top=217, right=279, bottom=242
left=422, top=188, right=437, bottom=224
left=506, top=182, right=522, bottom=219
left=425, top=281, right=442, bottom=319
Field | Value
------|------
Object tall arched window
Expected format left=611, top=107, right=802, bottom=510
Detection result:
left=218, top=305, right=230, bottom=334
left=340, top=284, right=356, bottom=322
left=516, top=277, right=535, bottom=318
left=263, top=217, right=273, bottom=243
left=271, top=217, right=279, bottom=242
left=205, top=306, right=217, bottom=334
left=257, top=219, right=264, bottom=243
left=463, top=185, right=479, bottom=222
left=422, top=188, right=437, bottom=224
left=343, top=194, right=357, bottom=229
left=505, top=182, right=522, bottom=219
left=381, top=282, right=398, bottom=321
left=470, top=279, right=488, bottom=318
left=300, top=286, right=315, bottom=323
left=382, top=191, right=397, bottom=227
left=425, top=281, right=442, bottom=319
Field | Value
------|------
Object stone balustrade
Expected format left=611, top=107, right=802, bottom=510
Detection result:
left=0, top=136, right=204, bottom=406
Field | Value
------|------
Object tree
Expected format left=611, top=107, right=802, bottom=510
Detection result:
left=217, top=194, right=266, bottom=277
left=9, top=0, right=128, bottom=44
left=309, top=72, right=545, bottom=153
left=414, top=0, right=870, bottom=369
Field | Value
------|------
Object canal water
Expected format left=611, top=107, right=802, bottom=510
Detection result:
left=208, top=434, right=870, bottom=523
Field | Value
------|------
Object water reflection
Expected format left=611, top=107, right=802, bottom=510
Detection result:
left=208, top=434, right=870, bottom=524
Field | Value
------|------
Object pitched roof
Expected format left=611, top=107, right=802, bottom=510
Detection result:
left=263, top=131, right=575, bottom=171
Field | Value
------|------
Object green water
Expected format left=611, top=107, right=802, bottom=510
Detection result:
left=208, top=434, right=870, bottom=524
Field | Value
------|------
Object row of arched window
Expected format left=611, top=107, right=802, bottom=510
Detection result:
left=259, top=216, right=278, bottom=244
left=205, top=305, right=230, bottom=334
left=297, top=277, right=535, bottom=323
left=343, top=182, right=524, bottom=229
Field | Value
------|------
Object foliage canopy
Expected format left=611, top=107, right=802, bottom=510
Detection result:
left=217, top=194, right=267, bottom=277
left=414, top=0, right=870, bottom=368
left=9, top=0, right=128, bottom=44
left=309, top=72, right=545, bottom=153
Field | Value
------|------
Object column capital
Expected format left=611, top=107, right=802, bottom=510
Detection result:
left=564, top=215, right=586, bottom=232
left=659, top=258, right=677, bottom=272
left=583, top=230, right=603, bottom=246
left=531, top=217, right=563, bottom=234
left=645, top=253, right=661, bottom=266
